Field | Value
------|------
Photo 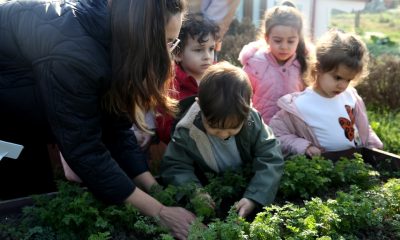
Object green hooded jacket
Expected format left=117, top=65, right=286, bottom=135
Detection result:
left=160, top=102, right=284, bottom=205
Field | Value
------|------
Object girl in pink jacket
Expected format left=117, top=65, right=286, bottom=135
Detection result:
left=238, top=5, right=311, bottom=124
left=269, top=30, right=383, bottom=157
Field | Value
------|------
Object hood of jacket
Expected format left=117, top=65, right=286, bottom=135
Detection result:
left=276, top=91, right=305, bottom=120
left=175, top=102, right=220, bottom=172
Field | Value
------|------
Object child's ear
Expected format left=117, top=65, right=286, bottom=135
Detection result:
left=195, top=97, right=199, bottom=104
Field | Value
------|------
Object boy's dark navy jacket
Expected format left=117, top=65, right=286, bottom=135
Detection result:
left=160, top=102, right=284, bottom=206
left=0, top=0, right=147, bottom=203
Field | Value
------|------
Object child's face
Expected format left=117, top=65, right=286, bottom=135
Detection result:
left=175, top=34, right=216, bottom=82
left=266, top=25, right=299, bottom=64
left=201, top=114, right=244, bottom=140
left=313, top=64, right=358, bottom=98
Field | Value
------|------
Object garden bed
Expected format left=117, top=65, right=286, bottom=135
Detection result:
left=1, top=148, right=400, bottom=239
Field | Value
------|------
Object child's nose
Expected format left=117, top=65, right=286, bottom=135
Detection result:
left=204, top=51, right=212, bottom=59
left=280, top=42, right=288, bottom=49
left=337, top=81, right=348, bottom=90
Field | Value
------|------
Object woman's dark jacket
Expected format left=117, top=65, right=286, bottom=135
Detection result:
left=0, top=0, right=147, bottom=203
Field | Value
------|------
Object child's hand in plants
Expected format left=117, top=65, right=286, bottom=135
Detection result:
left=235, top=198, right=255, bottom=218
left=158, top=206, right=196, bottom=240
left=190, top=189, right=216, bottom=218
left=306, top=145, right=324, bottom=157
left=195, top=191, right=216, bottom=209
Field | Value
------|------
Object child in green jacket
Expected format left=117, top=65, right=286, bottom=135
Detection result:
left=160, top=62, right=284, bottom=218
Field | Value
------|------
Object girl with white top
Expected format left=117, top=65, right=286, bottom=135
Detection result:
left=269, top=29, right=383, bottom=157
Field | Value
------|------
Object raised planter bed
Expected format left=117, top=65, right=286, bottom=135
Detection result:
left=1, top=147, right=399, bottom=239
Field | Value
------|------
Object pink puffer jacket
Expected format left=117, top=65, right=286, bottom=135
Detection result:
left=238, top=40, right=305, bottom=124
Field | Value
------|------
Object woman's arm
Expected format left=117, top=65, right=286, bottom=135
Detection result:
left=133, top=171, right=159, bottom=193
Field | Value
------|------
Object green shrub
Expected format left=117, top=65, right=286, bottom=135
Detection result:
left=153, top=166, right=250, bottom=222
left=356, top=54, right=400, bottom=111
left=204, top=166, right=250, bottom=205
left=382, top=179, right=400, bottom=216
left=329, top=186, right=385, bottom=234
left=189, top=208, right=250, bottom=240
left=279, top=154, right=382, bottom=200
left=252, top=200, right=344, bottom=239
left=218, top=18, right=257, bottom=66
left=3, top=152, right=400, bottom=239
left=7, top=181, right=169, bottom=240
left=250, top=183, right=400, bottom=239
left=332, top=153, right=380, bottom=189
left=368, top=109, right=400, bottom=154
left=279, top=155, right=335, bottom=199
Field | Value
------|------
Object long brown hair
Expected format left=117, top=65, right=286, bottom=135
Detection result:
left=107, top=0, right=186, bottom=130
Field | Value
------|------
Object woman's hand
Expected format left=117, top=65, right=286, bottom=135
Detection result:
left=235, top=198, right=256, bottom=218
left=158, top=206, right=196, bottom=240
left=125, top=187, right=196, bottom=240
left=306, top=145, right=323, bottom=157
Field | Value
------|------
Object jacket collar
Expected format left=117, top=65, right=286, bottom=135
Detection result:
left=176, top=102, right=204, bottom=132
left=174, top=64, right=199, bottom=96
left=175, top=102, right=220, bottom=172
left=175, top=63, right=189, bottom=81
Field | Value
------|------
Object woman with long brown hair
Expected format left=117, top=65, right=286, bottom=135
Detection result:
left=0, top=0, right=195, bottom=238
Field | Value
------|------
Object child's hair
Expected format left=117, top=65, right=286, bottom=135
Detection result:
left=261, top=5, right=309, bottom=75
left=174, top=12, right=220, bottom=55
left=198, top=62, right=252, bottom=129
left=308, top=29, right=369, bottom=86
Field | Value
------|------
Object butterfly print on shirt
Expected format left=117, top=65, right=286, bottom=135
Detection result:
left=338, top=105, right=355, bottom=141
